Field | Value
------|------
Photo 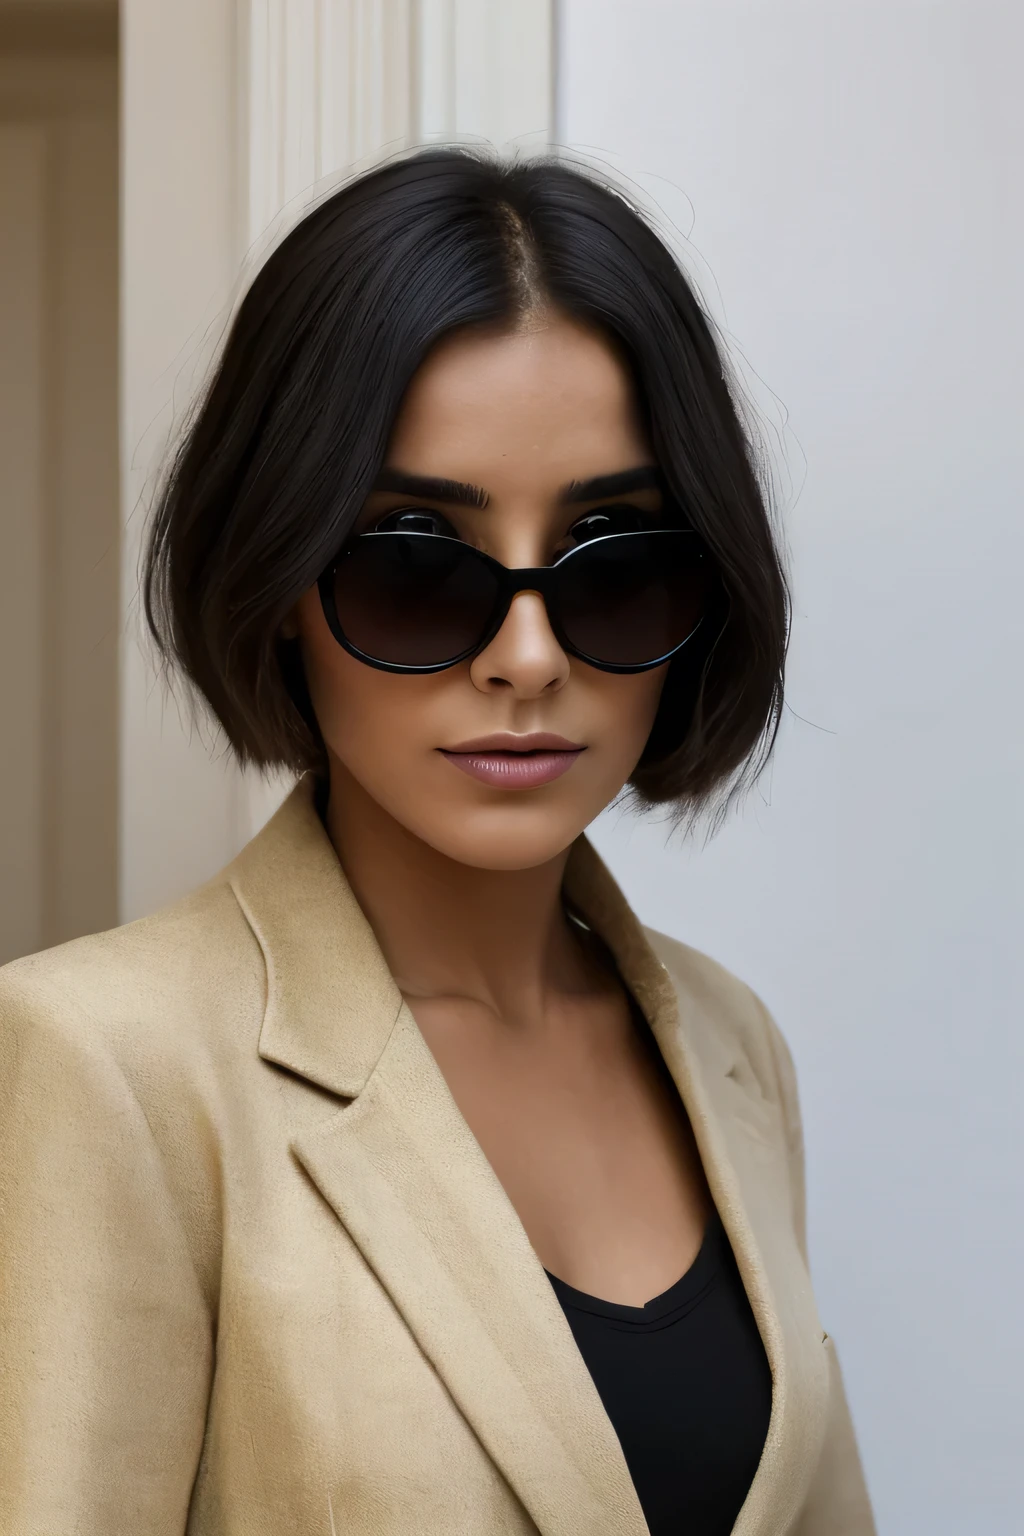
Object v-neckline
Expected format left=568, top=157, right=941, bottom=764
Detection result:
left=544, top=1211, right=725, bottom=1325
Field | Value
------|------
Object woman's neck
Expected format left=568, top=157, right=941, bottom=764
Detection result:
left=323, top=764, right=597, bottom=1026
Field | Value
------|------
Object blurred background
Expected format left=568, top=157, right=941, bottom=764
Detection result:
left=1, top=1, right=1020, bottom=1530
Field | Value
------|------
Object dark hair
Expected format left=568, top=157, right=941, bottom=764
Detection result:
left=144, top=147, right=788, bottom=815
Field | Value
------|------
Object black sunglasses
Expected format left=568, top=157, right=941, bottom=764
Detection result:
left=317, top=526, right=715, bottom=675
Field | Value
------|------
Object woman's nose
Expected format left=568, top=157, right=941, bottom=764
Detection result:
left=468, top=591, right=570, bottom=697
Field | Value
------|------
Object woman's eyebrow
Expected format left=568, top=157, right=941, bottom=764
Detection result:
left=561, top=466, right=660, bottom=503
left=372, top=468, right=489, bottom=508
left=372, top=464, right=659, bottom=509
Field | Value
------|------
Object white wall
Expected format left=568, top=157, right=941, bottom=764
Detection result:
left=560, top=3, right=1023, bottom=1531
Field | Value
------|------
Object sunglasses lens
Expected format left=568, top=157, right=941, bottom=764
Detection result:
left=332, top=533, right=499, bottom=668
left=557, top=531, right=713, bottom=667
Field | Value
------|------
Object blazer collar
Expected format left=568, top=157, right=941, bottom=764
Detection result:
left=228, top=776, right=741, bottom=1100
left=229, top=776, right=403, bottom=1096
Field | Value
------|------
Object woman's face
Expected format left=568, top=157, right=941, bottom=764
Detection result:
left=294, top=311, right=669, bottom=871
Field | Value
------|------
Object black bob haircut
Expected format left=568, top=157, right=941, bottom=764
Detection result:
left=144, top=148, right=788, bottom=815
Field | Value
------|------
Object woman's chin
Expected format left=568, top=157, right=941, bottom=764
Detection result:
left=408, top=804, right=595, bottom=872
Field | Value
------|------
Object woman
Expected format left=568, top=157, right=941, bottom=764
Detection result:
left=0, top=150, right=874, bottom=1535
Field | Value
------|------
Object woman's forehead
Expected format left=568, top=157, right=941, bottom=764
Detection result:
left=383, top=316, right=650, bottom=497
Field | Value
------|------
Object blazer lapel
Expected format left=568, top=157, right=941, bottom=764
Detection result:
left=654, top=984, right=830, bottom=1536
left=564, top=838, right=832, bottom=1536
left=229, top=781, right=648, bottom=1536
left=293, top=1007, right=649, bottom=1536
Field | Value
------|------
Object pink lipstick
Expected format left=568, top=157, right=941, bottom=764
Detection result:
left=439, top=733, right=585, bottom=789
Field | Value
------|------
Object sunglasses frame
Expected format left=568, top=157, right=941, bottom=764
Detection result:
left=317, top=527, right=712, bottom=676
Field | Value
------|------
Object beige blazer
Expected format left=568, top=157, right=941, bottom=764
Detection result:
left=0, top=778, right=875, bottom=1536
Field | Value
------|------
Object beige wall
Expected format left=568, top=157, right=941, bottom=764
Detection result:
left=1, top=1, right=555, bottom=945
left=0, top=8, right=118, bottom=963
left=120, top=0, right=249, bottom=923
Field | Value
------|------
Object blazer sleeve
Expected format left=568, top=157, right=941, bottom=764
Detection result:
left=0, top=973, right=213, bottom=1536
left=761, top=1004, right=878, bottom=1536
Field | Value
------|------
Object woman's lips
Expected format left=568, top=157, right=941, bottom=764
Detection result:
left=438, top=734, right=586, bottom=789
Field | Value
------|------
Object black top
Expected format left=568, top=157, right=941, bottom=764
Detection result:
left=546, top=1214, right=772, bottom=1536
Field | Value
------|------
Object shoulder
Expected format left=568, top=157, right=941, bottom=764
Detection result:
left=0, top=871, right=264, bottom=1083
left=0, top=879, right=259, bottom=1315
left=642, top=925, right=799, bottom=1114
left=643, top=926, right=767, bottom=1031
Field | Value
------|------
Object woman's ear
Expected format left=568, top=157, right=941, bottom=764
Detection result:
left=279, top=605, right=300, bottom=640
